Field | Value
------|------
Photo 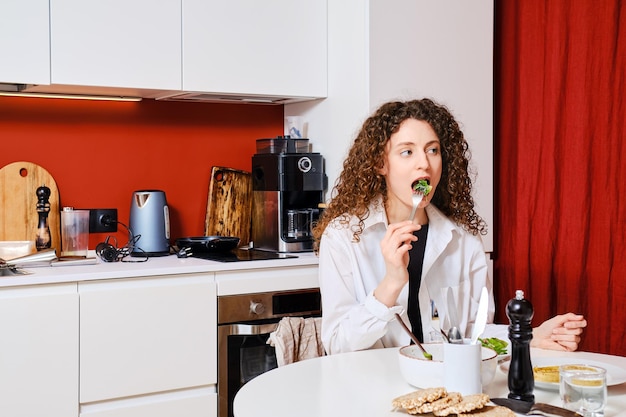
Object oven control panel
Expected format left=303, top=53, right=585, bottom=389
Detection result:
left=218, top=288, right=321, bottom=324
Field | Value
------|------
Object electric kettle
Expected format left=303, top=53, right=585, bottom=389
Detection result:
left=129, top=190, right=170, bottom=256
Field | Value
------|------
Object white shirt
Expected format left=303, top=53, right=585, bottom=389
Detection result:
left=318, top=197, right=508, bottom=354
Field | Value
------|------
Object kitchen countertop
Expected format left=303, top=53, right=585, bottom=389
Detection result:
left=0, top=251, right=320, bottom=293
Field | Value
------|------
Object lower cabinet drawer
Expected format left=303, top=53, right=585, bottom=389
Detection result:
left=79, top=274, right=217, bottom=403
left=80, top=389, right=216, bottom=417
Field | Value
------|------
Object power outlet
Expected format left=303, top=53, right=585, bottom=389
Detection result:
left=89, top=209, right=118, bottom=233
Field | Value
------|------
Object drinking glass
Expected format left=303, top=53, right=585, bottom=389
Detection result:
left=61, top=208, right=89, bottom=257
left=428, top=329, right=444, bottom=343
left=559, top=364, right=607, bottom=416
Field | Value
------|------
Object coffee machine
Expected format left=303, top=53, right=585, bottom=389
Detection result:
left=251, top=137, right=326, bottom=252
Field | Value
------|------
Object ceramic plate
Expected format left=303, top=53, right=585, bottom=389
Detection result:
left=500, top=356, right=626, bottom=390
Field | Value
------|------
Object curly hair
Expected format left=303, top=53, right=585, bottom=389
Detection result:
left=312, top=98, right=487, bottom=246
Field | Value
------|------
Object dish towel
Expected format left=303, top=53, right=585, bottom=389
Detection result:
left=267, top=317, right=325, bottom=367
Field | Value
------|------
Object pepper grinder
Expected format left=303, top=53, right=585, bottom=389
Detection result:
left=506, top=289, right=535, bottom=402
left=35, top=184, right=52, bottom=250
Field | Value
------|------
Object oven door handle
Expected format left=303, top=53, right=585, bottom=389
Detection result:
left=225, top=322, right=279, bottom=336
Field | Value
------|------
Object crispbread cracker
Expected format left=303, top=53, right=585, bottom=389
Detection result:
left=392, top=387, right=448, bottom=410
left=409, top=392, right=462, bottom=414
left=433, top=393, right=490, bottom=416
left=459, top=405, right=516, bottom=417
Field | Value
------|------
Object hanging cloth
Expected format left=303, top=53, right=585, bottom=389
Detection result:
left=267, top=317, right=325, bottom=367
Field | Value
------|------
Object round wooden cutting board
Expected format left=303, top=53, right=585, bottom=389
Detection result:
left=0, top=161, right=61, bottom=252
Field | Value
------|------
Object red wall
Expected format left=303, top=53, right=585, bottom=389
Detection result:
left=0, top=96, right=283, bottom=249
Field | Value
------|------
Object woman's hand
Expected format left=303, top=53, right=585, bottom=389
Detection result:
left=380, top=221, right=420, bottom=271
left=374, top=221, right=420, bottom=307
left=531, top=313, right=587, bottom=351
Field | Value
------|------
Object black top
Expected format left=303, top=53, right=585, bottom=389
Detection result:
left=407, top=224, right=429, bottom=343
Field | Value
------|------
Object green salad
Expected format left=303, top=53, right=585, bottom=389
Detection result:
left=412, top=179, right=432, bottom=196
left=479, top=337, right=509, bottom=355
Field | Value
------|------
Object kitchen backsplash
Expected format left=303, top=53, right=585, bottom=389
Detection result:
left=0, top=96, right=283, bottom=248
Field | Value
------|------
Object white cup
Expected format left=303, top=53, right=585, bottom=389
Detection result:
left=443, top=341, right=482, bottom=395
left=61, top=208, right=89, bottom=257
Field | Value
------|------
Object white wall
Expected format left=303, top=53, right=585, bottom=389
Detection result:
left=286, top=0, right=494, bottom=251
left=286, top=0, right=371, bottom=200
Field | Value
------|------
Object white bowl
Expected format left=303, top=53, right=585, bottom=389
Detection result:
left=398, top=343, right=498, bottom=389
left=0, top=241, right=35, bottom=261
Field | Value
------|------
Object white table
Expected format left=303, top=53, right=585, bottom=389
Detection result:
left=234, top=347, right=626, bottom=417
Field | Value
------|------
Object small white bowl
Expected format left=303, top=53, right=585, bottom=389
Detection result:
left=398, top=343, right=498, bottom=389
left=0, top=241, right=35, bottom=261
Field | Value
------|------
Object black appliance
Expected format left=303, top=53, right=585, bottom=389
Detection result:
left=175, top=237, right=298, bottom=262
left=251, top=138, right=327, bottom=253
left=217, top=288, right=321, bottom=417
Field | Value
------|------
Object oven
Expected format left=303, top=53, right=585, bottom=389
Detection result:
left=217, top=288, right=322, bottom=417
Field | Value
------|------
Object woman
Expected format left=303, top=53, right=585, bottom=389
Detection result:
left=313, top=98, right=586, bottom=355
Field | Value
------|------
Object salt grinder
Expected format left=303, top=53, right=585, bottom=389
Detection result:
left=35, top=184, right=52, bottom=250
left=506, top=289, right=535, bottom=402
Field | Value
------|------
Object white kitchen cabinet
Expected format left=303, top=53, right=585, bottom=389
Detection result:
left=79, top=388, right=216, bottom=417
left=79, top=274, right=216, bottom=409
left=49, top=0, right=182, bottom=90
left=0, top=283, right=78, bottom=417
left=216, top=264, right=319, bottom=296
left=0, top=0, right=50, bottom=85
left=181, top=0, right=327, bottom=100
left=10, top=0, right=326, bottom=100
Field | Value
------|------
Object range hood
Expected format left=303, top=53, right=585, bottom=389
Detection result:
left=0, top=83, right=147, bottom=101
left=0, top=82, right=320, bottom=104
left=0, top=83, right=27, bottom=92
left=154, top=91, right=318, bottom=105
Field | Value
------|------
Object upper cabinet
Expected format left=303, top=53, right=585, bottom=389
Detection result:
left=0, top=0, right=50, bottom=85
left=1, top=0, right=327, bottom=101
left=49, top=0, right=182, bottom=90
left=180, top=0, right=327, bottom=100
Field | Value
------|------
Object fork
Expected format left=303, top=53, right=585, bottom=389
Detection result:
left=408, top=193, right=424, bottom=221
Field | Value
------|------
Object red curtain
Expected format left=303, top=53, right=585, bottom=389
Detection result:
left=494, top=0, right=626, bottom=355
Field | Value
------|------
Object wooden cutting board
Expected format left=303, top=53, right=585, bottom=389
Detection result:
left=0, top=161, right=61, bottom=252
left=204, top=166, right=252, bottom=247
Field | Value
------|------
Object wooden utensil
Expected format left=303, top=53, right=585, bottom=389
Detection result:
left=0, top=161, right=61, bottom=252
left=395, top=313, right=432, bottom=360
left=204, top=167, right=252, bottom=247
